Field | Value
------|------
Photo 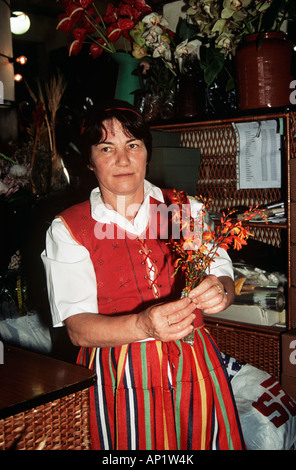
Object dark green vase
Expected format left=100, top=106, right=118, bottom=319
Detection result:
left=112, top=52, right=141, bottom=105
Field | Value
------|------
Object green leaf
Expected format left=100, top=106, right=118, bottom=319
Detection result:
left=0, top=152, right=17, bottom=164
left=200, top=48, right=225, bottom=86
left=175, top=17, right=200, bottom=42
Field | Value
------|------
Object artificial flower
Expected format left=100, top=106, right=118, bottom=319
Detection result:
left=152, top=42, right=171, bottom=61
left=142, top=12, right=169, bottom=28
left=68, top=38, right=84, bottom=56
left=89, top=42, right=104, bottom=58
left=186, top=0, right=296, bottom=86
left=57, top=0, right=152, bottom=57
left=174, top=39, right=202, bottom=73
left=130, top=13, right=176, bottom=75
left=167, top=189, right=267, bottom=293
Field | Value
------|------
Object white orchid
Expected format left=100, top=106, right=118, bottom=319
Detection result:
left=175, top=39, right=203, bottom=73
left=215, top=31, right=236, bottom=53
left=142, top=25, right=163, bottom=46
left=152, top=42, right=172, bottom=61
left=142, top=13, right=169, bottom=28
left=175, top=39, right=202, bottom=59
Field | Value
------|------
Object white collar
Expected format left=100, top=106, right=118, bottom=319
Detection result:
left=90, top=180, right=164, bottom=236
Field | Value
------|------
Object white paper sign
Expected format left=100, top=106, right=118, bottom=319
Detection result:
left=234, top=120, right=281, bottom=190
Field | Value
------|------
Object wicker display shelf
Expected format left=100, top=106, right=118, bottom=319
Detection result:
left=204, top=318, right=282, bottom=379
left=151, top=109, right=296, bottom=380
left=0, top=345, right=96, bottom=450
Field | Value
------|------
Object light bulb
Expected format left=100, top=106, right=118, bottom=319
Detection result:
left=15, top=55, right=28, bottom=65
left=10, top=11, right=30, bottom=35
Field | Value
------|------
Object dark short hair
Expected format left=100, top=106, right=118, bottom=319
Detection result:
left=80, top=100, right=152, bottom=166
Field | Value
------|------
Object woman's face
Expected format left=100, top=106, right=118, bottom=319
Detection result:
left=89, top=118, right=147, bottom=205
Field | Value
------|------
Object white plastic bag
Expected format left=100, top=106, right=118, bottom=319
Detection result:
left=231, top=364, right=296, bottom=450
left=0, top=312, right=52, bottom=354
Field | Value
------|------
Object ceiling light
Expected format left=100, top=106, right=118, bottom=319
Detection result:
left=10, top=11, right=30, bottom=35
left=15, top=55, right=27, bottom=65
left=14, top=73, right=23, bottom=82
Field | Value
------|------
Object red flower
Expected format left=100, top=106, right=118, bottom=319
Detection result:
left=118, top=3, right=134, bottom=17
left=81, top=16, right=96, bottom=33
left=130, top=7, right=142, bottom=22
left=118, top=17, right=135, bottom=31
left=103, top=4, right=118, bottom=24
left=90, top=42, right=104, bottom=58
left=68, top=39, right=83, bottom=56
left=134, top=0, right=152, bottom=13
left=66, top=2, right=84, bottom=22
left=57, top=14, right=73, bottom=33
left=79, top=0, right=93, bottom=8
left=106, top=25, right=122, bottom=43
left=73, top=27, right=87, bottom=41
left=58, top=0, right=151, bottom=57
left=85, top=6, right=96, bottom=17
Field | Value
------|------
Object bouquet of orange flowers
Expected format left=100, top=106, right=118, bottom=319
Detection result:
left=168, top=189, right=266, bottom=343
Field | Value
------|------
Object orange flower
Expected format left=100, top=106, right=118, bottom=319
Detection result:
left=167, top=190, right=265, bottom=291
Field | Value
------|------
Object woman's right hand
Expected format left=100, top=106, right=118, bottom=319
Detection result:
left=136, top=297, right=197, bottom=343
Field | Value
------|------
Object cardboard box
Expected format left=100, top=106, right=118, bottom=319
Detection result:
left=204, top=304, right=283, bottom=327
left=281, top=329, right=296, bottom=377
left=151, top=131, right=181, bottom=147
left=281, top=373, right=296, bottom=401
left=147, top=147, right=200, bottom=196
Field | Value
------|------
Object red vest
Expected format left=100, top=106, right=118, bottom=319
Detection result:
left=59, top=189, right=203, bottom=327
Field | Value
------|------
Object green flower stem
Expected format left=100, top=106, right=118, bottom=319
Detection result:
left=0, top=152, right=16, bottom=164
left=85, top=11, right=116, bottom=53
left=92, top=2, right=107, bottom=30
left=161, top=57, right=177, bottom=77
left=180, top=289, right=195, bottom=345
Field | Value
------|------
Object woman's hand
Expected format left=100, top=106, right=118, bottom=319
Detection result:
left=188, top=275, right=235, bottom=314
left=137, top=297, right=197, bottom=343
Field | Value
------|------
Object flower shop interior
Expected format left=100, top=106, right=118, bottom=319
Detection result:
left=1, top=0, right=296, bottom=451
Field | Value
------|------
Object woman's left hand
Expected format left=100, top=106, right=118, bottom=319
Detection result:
left=188, top=275, right=234, bottom=314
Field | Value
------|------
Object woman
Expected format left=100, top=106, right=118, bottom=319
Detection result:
left=42, top=101, right=245, bottom=450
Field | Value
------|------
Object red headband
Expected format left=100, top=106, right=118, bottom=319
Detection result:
left=104, top=107, right=142, bottom=118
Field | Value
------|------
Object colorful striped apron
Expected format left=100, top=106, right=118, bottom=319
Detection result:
left=78, top=329, right=246, bottom=450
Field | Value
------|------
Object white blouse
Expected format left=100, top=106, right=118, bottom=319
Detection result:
left=41, top=181, right=233, bottom=327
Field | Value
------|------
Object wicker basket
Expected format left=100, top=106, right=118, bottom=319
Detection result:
left=205, top=321, right=281, bottom=379
left=0, top=388, right=91, bottom=450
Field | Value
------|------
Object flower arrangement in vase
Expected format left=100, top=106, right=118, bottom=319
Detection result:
left=186, top=0, right=296, bottom=90
left=56, top=1, right=178, bottom=104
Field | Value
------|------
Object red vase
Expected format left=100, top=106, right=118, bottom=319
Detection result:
left=235, top=32, right=293, bottom=110
left=176, top=74, right=200, bottom=118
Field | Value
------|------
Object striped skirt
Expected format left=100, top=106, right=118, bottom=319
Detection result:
left=77, top=328, right=245, bottom=450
